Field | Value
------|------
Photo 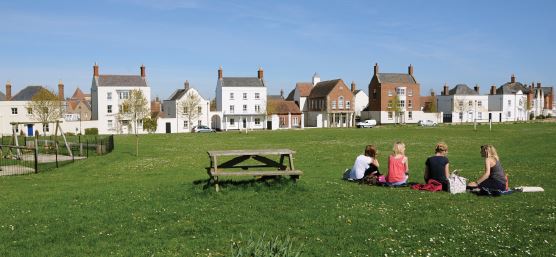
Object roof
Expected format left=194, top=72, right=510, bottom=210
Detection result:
left=71, top=88, right=87, bottom=100
left=377, top=73, right=416, bottom=84
left=542, top=87, right=553, bottom=95
left=353, top=89, right=362, bottom=95
left=497, top=82, right=528, bottom=94
left=0, top=91, right=5, bottom=101
left=268, top=100, right=301, bottom=114
left=308, top=79, right=341, bottom=98
left=268, top=95, right=284, bottom=101
left=11, top=86, right=46, bottom=101
left=221, top=77, right=264, bottom=87
left=285, top=89, right=295, bottom=101
left=97, top=75, right=148, bottom=87
left=295, top=82, right=313, bottom=97
left=167, top=88, right=191, bottom=101
left=448, top=84, right=479, bottom=95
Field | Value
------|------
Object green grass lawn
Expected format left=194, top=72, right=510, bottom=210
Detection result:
left=1, top=123, right=555, bottom=256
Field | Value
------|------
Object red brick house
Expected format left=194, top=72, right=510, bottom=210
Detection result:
left=306, top=79, right=354, bottom=127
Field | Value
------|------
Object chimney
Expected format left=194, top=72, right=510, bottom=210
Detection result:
left=537, top=82, right=541, bottom=88
left=430, top=90, right=435, bottom=96
left=6, top=81, right=12, bottom=100
left=443, top=83, right=449, bottom=96
left=490, top=84, right=497, bottom=95
left=58, top=80, right=64, bottom=100
left=474, top=84, right=480, bottom=94
left=93, top=63, right=99, bottom=77
left=312, top=73, right=320, bottom=86
left=408, top=64, right=414, bottom=76
left=511, top=74, right=516, bottom=83
left=184, top=80, right=190, bottom=90
left=373, top=63, right=379, bottom=76
left=218, top=66, right=223, bottom=80
left=140, top=64, right=146, bottom=78
left=280, top=89, right=284, bottom=99
left=257, top=67, right=264, bottom=80
left=351, top=81, right=357, bottom=92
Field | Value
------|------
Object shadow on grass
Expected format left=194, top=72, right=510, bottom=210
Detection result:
left=192, top=176, right=301, bottom=192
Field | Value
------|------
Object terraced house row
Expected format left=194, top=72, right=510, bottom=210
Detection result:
left=0, top=63, right=553, bottom=135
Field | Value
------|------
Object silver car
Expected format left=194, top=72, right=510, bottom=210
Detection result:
left=418, top=120, right=437, bottom=127
left=192, top=125, right=216, bottom=133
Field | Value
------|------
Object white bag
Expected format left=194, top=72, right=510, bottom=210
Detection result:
left=449, top=170, right=467, bottom=194
left=514, top=186, right=544, bottom=192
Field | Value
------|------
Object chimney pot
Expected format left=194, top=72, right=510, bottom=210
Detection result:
left=373, top=63, right=379, bottom=76
left=474, top=84, right=480, bottom=94
left=537, top=82, right=541, bottom=88
left=257, top=67, right=264, bottom=80
left=184, top=80, right=190, bottom=90
left=140, top=65, right=146, bottom=78
left=6, top=81, right=12, bottom=100
left=351, top=81, right=357, bottom=92
left=218, top=66, right=223, bottom=80
left=511, top=74, right=516, bottom=83
left=408, top=64, right=414, bottom=76
left=93, top=63, right=99, bottom=77
left=280, top=89, right=284, bottom=98
left=490, top=84, right=497, bottom=95
left=443, top=83, right=449, bottom=96
left=58, top=80, right=64, bottom=100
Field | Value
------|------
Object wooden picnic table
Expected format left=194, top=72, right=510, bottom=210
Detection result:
left=206, top=149, right=303, bottom=191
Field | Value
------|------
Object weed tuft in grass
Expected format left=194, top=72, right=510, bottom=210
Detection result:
left=231, top=232, right=304, bottom=257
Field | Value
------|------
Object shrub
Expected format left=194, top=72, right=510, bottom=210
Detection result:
left=547, top=113, right=552, bottom=118
left=529, top=113, right=535, bottom=120
left=64, top=132, right=75, bottom=136
left=536, top=115, right=545, bottom=120
left=230, top=233, right=303, bottom=257
left=85, top=128, right=99, bottom=135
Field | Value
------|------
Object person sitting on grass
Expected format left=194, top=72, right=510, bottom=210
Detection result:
left=424, top=142, right=450, bottom=191
left=385, top=141, right=409, bottom=186
left=344, top=145, right=380, bottom=181
left=467, top=144, right=507, bottom=191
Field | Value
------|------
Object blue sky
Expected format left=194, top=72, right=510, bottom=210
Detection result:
left=1, top=0, right=555, bottom=100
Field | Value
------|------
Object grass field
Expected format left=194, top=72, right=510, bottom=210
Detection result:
left=1, top=123, right=555, bottom=256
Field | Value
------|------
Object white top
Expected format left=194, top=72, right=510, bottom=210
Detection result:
left=348, top=155, right=373, bottom=180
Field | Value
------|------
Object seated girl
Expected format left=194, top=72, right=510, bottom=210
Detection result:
left=345, top=145, right=380, bottom=181
left=424, top=142, right=450, bottom=191
left=385, top=142, right=409, bottom=186
left=467, top=144, right=507, bottom=191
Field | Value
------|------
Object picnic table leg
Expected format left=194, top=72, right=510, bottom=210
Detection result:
left=288, top=154, right=299, bottom=181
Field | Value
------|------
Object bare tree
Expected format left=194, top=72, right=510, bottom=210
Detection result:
left=121, top=89, right=149, bottom=156
left=178, top=92, right=202, bottom=131
left=26, top=88, right=64, bottom=134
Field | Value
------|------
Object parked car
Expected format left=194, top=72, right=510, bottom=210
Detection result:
left=356, top=119, right=377, bottom=128
left=418, top=120, right=437, bottom=127
left=192, top=125, right=216, bottom=133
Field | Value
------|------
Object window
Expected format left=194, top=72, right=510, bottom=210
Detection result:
left=399, top=100, right=405, bottom=108
left=468, top=111, right=473, bottom=120
left=108, top=120, right=113, bottom=129
left=198, top=120, right=202, bottom=126
left=183, top=107, right=189, bottom=113
left=230, top=93, right=234, bottom=100
left=408, top=89, right=413, bottom=96
left=458, top=101, right=463, bottom=107
left=255, top=118, right=260, bottom=125
left=478, top=101, right=483, bottom=107
left=293, top=117, right=299, bottom=126
left=197, top=106, right=202, bottom=114
left=183, top=120, right=189, bottom=129
left=468, top=101, right=473, bottom=107
left=346, top=101, right=351, bottom=110
left=243, top=105, right=247, bottom=112
left=338, top=97, right=344, bottom=109
left=388, top=112, right=393, bottom=119
left=27, top=108, right=32, bottom=114
left=229, top=105, right=234, bottom=113
left=508, top=100, right=512, bottom=107
left=230, top=119, right=235, bottom=125
left=107, top=92, right=112, bottom=100
left=243, top=93, right=247, bottom=100
left=408, top=100, right=412, bottom=108
left=255, top=105, right=261, bottom=112
left=388, top=90, right=393, bottom=96
left=507, top=111, right=511, bottom=118
left=107, top=105, right=112, bottom=113
left=255, top=93, right=260, bottom=99
left=408, top=111, right=413, bottom=120
left=11, top=108, right=17, bottom=114
left=478, top=112, right=482, bottom=119
left=44, top=124, right=50, bottom=132
left=396, top=88, right=405, bottom=95
left=388, top=100, right=393, bottom=108
left=459, top=112, right=463, bottom=120
left=118, top=91, right=129, bottom=100
left=331, top=101, right=336, bottom=110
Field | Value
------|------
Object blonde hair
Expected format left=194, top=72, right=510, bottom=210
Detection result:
left=393, top=141, right=405, bottom=155
left=481, top=144, right=499, bottom=161
left=435, top=142, right=448, bottom=153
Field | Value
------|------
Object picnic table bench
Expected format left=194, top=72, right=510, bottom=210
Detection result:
left=206, top=149, right=303, bottom=191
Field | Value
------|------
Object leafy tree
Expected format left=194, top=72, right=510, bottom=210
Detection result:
left=26, top=88, right=64, bottom=134
left=392, top=95, right=403, bottom=125
left=142, top=116, right=158, bottom=133
left=178, top=92, right=202, bottom=131
left=120, top=89, right=149, bottom=156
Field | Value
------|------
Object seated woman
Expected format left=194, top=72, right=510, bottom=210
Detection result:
left=468, top=144, right=507, bottom=191
left=345, top=145, right=380, bottom=181
left=424, top=142, right=450, bottom=191
left=385, top=142, right=409, bottom=186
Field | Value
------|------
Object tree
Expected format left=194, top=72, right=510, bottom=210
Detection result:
left=178, top=92, right=202, bottom=131
left=26, top=88, right=64, bottom=134
left=142, top=116, right=158, bottom=133
left=392, top=95, right=403, bottom=125
left=121, top=89, right=149, bottom=156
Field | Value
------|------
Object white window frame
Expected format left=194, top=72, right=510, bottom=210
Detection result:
left=229, top=105, right=234, bottom=114
left=243, top=104, right=247, bottom=112
left=346, top=101, right=351, bottom=110
left=230, top=93, right=234, bottom=100
left=255, top=118, right=260, bottom=125
left=230, top=119, right=235, bottom=125
left=107, top=92, right=112, bottom=100
left=107, top=105, right=112, bottom=113
left=331, top=101, right=336, bottom=110
left=183, top=120, right=189, bottom=129
left=243, top=93, right=247, bottom=100
left=338, top=96, right=344, bottom=109
left=255, top=93, right=260, bottom=99
left=11, top=107, right=18, bottom=115
left=388, top=112, right=393, bottom=120
left=108, top=120, right=113, bottom=129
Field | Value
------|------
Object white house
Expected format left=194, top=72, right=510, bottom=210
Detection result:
left=160, top=80, right=211, bottom=133
left=90, top=64, right=151, bottom=135
left=437, top=84, right=489, bottom=123
left=350, top=81, right=368, bottom=118
left=214, top=66, right=267, bottom=131
left=487, top=75, right=529, bottom=122
left=286, top=73, right=320, bottom=127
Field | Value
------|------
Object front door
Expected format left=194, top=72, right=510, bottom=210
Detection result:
left=165, top=122, right=171, bottom=133
left=27, top=124, right=34, bottom=136
left=242, top=118, right=247, bottom=129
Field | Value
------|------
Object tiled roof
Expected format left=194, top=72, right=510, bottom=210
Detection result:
left=377, top=73, right=416, bottom=84
left=295, top=82, right=313, bottom=97
left=309, top=79, right=341, bottom=98
left=98, top=75, right=147, bottom=87
left=449, top=84, right=479, bottom=95
left=542, top=87, right=553, bottom=94
left=268, top=95, right=284, bottom=101
left=71, top=88, right=86, bottom=100
left=268, top=100, right=301, bottom=114
left=497, top=82, right=529, bottom=94
left=0, top=91, right=5, bottom=101
left=11, top=86, right=46, bottom=101
left=221, top=77, right=264, bottom=87
left=285, top=89, right=295, bottom=101
left=167, top=88, right=191, bottom=101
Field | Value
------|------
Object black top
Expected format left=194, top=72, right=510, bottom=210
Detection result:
left=489, top=160, right=506, bottom=185
left=425, top=156, right=449, bottom=183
